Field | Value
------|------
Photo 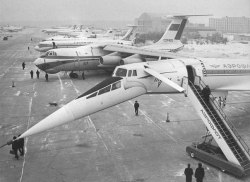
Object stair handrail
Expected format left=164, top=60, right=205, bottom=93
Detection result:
left=195, top=76, right=250, bottom=156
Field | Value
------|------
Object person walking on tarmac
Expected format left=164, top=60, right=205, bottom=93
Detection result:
left=30, top=70, right=34, bottom=79
left=36, top=70, right=40, bottom=79
left=22, top=62, right=26, bottom=70
left=184, top=163, right=193, bottom=182
left=134, top=101, right=139, bottom=116
left=195, top=163, right=205, bottom=182
left=10, top=136, right=19, bottom=160
left=17, top=134, right=24, bottom=156
left=45, top=73, right=48, bottom=81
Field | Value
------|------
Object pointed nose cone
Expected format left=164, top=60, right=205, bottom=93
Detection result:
left=18, top=103, right=76, bottom=139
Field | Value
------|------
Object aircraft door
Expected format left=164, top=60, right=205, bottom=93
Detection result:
left=186, top=65, right=196, bottom=84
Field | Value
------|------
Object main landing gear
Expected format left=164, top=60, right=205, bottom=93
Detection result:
left=69, top=72, right=85, bottom=80
left=69, top=72, right=78, bottom=79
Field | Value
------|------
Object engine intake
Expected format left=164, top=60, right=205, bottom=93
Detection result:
left=120, top=54, right=145, bottom=65
left=100, top=52, right=122, bottom=65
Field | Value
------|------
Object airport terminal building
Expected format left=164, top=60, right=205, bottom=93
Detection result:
left=209, top=16, right=250, bottom=33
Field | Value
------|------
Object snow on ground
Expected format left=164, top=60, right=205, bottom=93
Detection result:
left=180, top=42, right=250, bottom=59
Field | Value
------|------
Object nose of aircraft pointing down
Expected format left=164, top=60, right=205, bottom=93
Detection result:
left=18, top=100, right=77, bottom=139
left=34, top=57, right=44, bottom=66
left=34, top=58, right=47, bottom=71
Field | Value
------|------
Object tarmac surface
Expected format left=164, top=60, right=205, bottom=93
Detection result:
left=0, top=28, right=250, bottom=182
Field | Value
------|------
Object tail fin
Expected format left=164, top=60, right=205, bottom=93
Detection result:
left=156, top=15, right=210, bottom=44
left=104, top=29, right=114, bottom=37
left=120, top=25, right=139, bottom=41
left=79, top=25, right=84, bottom=31
left=71, top=25, right=77, bottom=30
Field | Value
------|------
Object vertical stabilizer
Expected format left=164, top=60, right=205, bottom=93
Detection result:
left=121, top=25, right=138, bottom=41
left=156, top=15, right=210, bottom=45
left=155, top=16, right=188, bottom=44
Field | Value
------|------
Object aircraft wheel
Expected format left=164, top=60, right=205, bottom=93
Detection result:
left=82, top=72, right=85, bottom=80
left=190, top=152, right=195, bottom=158
left=69, top=72, right=78, bottom=79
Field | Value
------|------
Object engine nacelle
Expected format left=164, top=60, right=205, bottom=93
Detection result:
left=100, top=52, right=122, bottom=65
left=120, top=54, right=145, bottom=65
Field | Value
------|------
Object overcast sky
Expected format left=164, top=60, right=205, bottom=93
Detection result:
left=0, top=0, right=250, bottom=24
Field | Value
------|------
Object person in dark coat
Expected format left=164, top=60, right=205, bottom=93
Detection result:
left=30, top=70, right=34, bottom=79
left=22, top=62, right=26, bottom=70
left=134, top=101, right=139, bottom=116
left=45, top=73, right=48, bottom=81
left=195, top=163, right=205, bottom=182
left=17, top=134, right=25, bottom=156
left=36, top=70, right=40, bottom=79
left=202, top=85, right=211, bottom=104
left=184, top=163, right=193, bottom=182
left=11, top=136, right=19, bottom=160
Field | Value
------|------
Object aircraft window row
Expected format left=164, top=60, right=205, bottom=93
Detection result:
left=206, top=69, right=250, bottom=74
left=86, top=81, right=121, bottom=99
left=42, top=51, right=57, bottom=57
left=39, top=44, right=51, bottom=48
left=115, top=68, right=137, bottom=77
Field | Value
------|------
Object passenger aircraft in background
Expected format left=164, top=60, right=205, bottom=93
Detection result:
left=42, top=25, right=78, bottom=34
left=34, top=15, right=200, bottom=79
left=35, top=26, right=137, bottom=53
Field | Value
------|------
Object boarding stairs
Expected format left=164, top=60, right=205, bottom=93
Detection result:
left=183, top=76, right=250, bottom=176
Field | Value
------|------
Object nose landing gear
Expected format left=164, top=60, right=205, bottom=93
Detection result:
left=69, top=72, right=78, bottom=79
left=69, top=72, right=85, bottom=79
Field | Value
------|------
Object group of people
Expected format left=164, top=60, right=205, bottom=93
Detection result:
left=8, top=135, right=25, bottom=160
left=30, top=69, right=40, bottom=79
left=22, top=61, right=48, bottom=81
left=185, top=163, right=205, bottom=182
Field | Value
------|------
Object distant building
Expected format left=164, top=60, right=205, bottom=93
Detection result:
left=134, top=13, right=216, bottom=38
left=223, top=33, right=250, bottom=42
left=209, top=17, right=250, bottom=33
left=184, top=23, right=217, bottom=38
left=134, top=13, right=171, bottom=33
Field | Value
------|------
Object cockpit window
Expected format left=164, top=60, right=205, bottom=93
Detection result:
left=86, top=92, right=97, bottom=99
left=128, top=70, right=132, bottom=77
left=77, top=77, right=123, bottom=99
left=98, top=85, right=111, bottom=95
left=115, top=68, right=127, bottom=77
left=132, top=70, right=137, bottom=76
left=111, top=81, right=121, bottom=90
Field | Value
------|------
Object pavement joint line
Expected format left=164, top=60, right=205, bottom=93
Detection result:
left=19, top=83, right=36, bottom=182
left=70, top=79, right=81, bottom=95
left=128, top=100, right=178, bottom=143
left=57, top=73, right=64, bottom=91
left=87, top=116, right=109, bottom=152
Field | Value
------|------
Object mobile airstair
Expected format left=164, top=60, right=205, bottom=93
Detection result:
left=183, top=76, right=250, bottom=177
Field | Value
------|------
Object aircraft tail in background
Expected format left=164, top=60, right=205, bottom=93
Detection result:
left=155, top=14, right=211, bottom=44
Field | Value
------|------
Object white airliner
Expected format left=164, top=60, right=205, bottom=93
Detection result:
left=43, top=28, right=93, bottom=41
left=34, top=15, right=196, bottom=78
left=42, top=25, right=77, bottom=34
left=56, top=25, right=85, bottom=36
left=18, top=57, right=250, bottom=139
left=35, top=26, right=137, bottom=52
